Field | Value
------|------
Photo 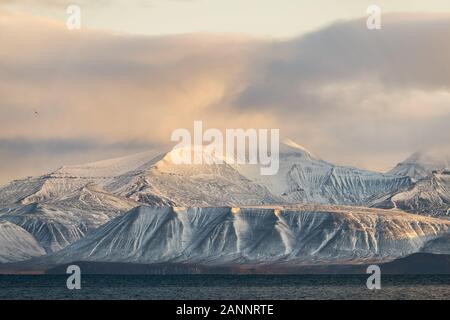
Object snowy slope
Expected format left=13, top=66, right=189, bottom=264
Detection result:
left=0, top=140, right=411, bottom=209
left=389, top=151, right=450, bottom=181
left=0, top=140, right=417, bottom=262
left=371, top=170, right=450, bottom=216
left=100, top=141, right=410, bottom=207
left=0, top=185, right=139, bottom=253
left=41, top=205, right=450, bottom=266
left=0, top=149, right=165, bottom=206
left=236, top=140, right=412, bottom=205
left=0, top=220, right=45, bottom=263
left=0, top=149, right=165, bottom=255
left=105, top=147, right=282, bottom=207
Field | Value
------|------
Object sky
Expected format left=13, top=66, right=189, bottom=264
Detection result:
left=2, top=0, right=450, bottom=37
left=1, top=1, right=450, bottom=184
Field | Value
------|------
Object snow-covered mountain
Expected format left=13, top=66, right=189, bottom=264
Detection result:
left=389, top=150, right=450, bottom=181
left=0, top=149, right=166, bottom=206
left=0, top=157, right=149, bottom=255
left=38, top=205, right=450, bottom=267
left=236, top=139, right=411, bottom=205
left=0, top=140, right=412, bottom=208
left=0, top=220, right=45, bottom=263
left=371, top=170, right=450, bottom=216
left=0, top=139, right=423, bottom=263
left=104, top=146, right=282, bottom=207
left=0, top=145, right=281, bottom=261
left=0, top=185, right=139, bottom=253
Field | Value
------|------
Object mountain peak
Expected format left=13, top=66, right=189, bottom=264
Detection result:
left=405, top=151, right=439, bottom=164
left=280, top=138, right=316, bottom=158
left=389, top=149, right=450, bottom=180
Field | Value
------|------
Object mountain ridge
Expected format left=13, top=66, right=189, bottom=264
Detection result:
left=0, top=139, right=442, bottom=265
left=30, top=205, right=450, bottom=267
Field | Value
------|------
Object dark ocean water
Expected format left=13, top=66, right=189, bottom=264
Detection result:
left=0, top=275, right=449, bottom=300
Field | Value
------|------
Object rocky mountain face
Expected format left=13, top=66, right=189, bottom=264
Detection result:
left=0, top=141, right=447, bottom=267
left=235, top=140, right=412, bottom=205
left=371, top=170, right=450, bottom=216
left=36, top=205, right=450, bottom=267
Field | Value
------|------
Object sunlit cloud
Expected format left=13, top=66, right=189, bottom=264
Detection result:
left=1, top=10, right=450, bottom=183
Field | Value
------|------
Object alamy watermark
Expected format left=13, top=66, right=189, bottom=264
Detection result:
left=66, top=5, right=81, bottom=30
left=366, top=265, right=381, bottom=290
left=367, top=5, right=382, bottom=30
left=65, top=4, right=380, bottom=31
left=66, top=264, right=81, bottom=290
left=171, top=121, right=280, bottom=175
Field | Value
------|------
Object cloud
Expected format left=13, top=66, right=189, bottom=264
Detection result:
left=1, top=11, right=450, bottom=183
left=0, top=137, right=154, bottom=154
left=0, top=137, right=158, bottom=185
left=0, top=10, right=270, bottom=182
left=234, top=13, right=450, bottom=169
left=0, top=10, right=267, bottom=144
left=237, top=14, right=450, bottom=110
